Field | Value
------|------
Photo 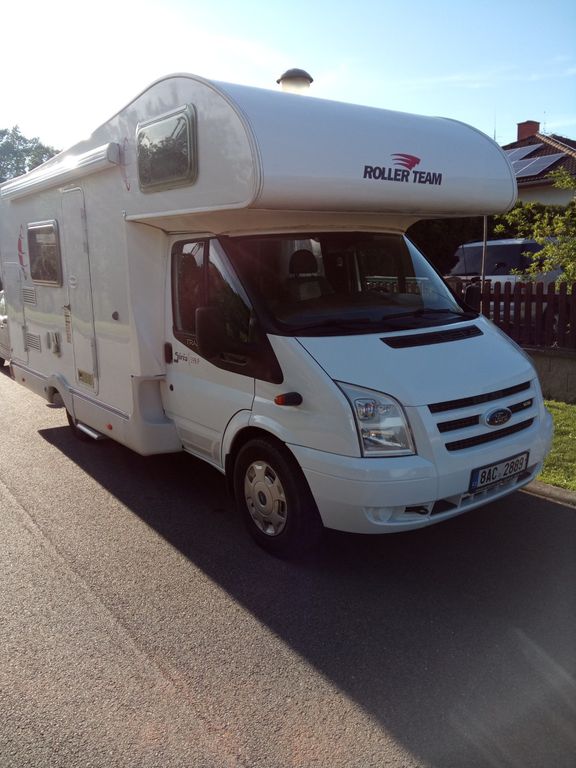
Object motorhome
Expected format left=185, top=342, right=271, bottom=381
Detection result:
left=0, top=73, right=553, bottom=556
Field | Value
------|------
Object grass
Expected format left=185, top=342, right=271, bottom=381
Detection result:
left=539, top=400, right=576, bottom=491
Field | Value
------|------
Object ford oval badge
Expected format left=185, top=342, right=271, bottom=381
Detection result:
left=484, top=407, right=512, bottom=427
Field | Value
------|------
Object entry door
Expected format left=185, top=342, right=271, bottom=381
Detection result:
left=162, top=239, right=255, bottom=468
left=61, top=188, right=98, bottom=392
left=1, top=262, right=27, bottom=363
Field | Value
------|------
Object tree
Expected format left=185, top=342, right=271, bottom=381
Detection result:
left=0, top=126, right=58, bottom=183
left=493, top=168, right=576, bottom=283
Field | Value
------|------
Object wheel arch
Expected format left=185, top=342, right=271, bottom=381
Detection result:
left=224, top=425, right=293, bottom=497
left=45, top=374, right=74, bottom=412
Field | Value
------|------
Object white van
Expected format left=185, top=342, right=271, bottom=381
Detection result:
left=448, top=238, right=564, bottom=331
left=449, top=238, right=561, bottom=287
left=0, top=73, right=553, bottom=556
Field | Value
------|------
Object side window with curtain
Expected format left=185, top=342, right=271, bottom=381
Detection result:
left=172, top=240, right=205, bottom=345
left=28, top=221, right=63, bottom=286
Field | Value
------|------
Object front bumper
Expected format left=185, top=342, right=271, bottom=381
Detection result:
left=288, top=409, right=553, bottom=534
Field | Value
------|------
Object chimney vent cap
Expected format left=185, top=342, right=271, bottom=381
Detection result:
left=276, top=68, right=314, bottom=85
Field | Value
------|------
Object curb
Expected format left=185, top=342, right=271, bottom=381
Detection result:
left=523, top=480, right=576, bottom=508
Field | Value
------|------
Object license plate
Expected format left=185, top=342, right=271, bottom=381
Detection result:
left=469, top=451, right=529, bottom=492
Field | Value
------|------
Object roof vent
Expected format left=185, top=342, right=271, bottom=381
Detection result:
left=276, top=68, right=313, bottom=93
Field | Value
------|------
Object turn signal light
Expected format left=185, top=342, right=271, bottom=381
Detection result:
left=274, top=392, right=303, bottom=406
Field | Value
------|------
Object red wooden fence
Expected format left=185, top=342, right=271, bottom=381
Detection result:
left=449, top=280, right=576, bottom=351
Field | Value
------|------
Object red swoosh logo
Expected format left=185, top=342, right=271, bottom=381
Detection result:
left=391, top=153, right=421, bottom=171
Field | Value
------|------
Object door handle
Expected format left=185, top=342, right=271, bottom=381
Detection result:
left=221, top=352, right=248, bottom=366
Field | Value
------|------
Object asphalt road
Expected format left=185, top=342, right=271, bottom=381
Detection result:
left=0, top=364, right=575, bottom=768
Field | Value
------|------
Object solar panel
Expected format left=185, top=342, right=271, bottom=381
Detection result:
left=514, top=152, right=565, bottom=179
left=512, top=158, right=536, bottom=174
left=505, top=143, right=543, bottom=162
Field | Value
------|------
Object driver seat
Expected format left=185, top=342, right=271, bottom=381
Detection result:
left=286, top=249, right=331, bottom=302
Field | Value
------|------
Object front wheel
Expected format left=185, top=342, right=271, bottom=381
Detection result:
left=233, top=438, right=324, bottom=558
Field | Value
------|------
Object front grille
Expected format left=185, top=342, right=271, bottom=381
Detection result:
left=510, top=398, right=533, bottom=414
left=438, top=415, right=479, bottom=433
left=437, top=397, right=533, bottom=433
left=445, top=419, right=534, bottom=452
left=429, top=381, right=531, bottom=414
left=428, top=380, right=537, bottom=453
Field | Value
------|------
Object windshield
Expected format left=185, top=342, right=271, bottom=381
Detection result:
left=224, top=233, right=471, bottom=335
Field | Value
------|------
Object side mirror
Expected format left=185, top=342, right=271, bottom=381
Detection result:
left=196, top=305, right=226, bottom=359
left=464, top=284, right=481, bottom=312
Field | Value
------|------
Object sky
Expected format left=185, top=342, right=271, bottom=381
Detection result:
left=1, top=0, right=575, bottom=151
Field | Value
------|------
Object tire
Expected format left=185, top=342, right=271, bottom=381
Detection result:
left=233, top=437, right=324, bottom=558
left=66, top=410, right=94, bottom=442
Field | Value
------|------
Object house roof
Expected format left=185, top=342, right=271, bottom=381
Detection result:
left=501, top=132, right=576, bottom=187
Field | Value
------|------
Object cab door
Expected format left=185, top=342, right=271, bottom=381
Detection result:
left=162, top=238, right=255, bottom=467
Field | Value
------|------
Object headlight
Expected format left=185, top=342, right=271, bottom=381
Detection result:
left=336, top=382, right=415, bottom=457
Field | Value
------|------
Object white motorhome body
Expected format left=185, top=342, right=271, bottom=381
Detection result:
left=0, top=290, right=9, bottom=366
left=0, top=74, right=552, bottom=555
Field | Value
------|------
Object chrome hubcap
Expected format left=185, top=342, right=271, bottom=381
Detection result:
left=244, top=460, right=287, bottom=536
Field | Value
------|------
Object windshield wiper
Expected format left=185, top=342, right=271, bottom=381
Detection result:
left=416, top=308, right=476, bottom=317
left=288, top=308, right=476, bottom=333
left=382, top=307, right=476, bottom=321
left=289, top=317, right=383, bottom=332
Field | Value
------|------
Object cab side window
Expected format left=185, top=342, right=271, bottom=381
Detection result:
left=170, top=238, right=282, bottom=382
left=172, top=241, right=205, bottom=343
left=171, top=239, right=252, bottom=348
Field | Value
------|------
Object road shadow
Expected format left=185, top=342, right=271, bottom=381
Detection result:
left=40, top=424, right=576, bottom=767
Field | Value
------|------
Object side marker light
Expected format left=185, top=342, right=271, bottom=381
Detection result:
left=274, top=392, right=303, bottom=406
